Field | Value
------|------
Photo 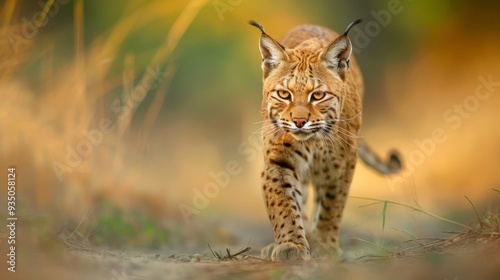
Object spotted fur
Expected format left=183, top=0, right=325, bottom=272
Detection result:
left=250, top=20, right=401, bottom=261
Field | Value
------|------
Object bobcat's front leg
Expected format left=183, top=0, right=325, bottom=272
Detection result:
left=261, top=156, right=310, bottom=261
left=310, top=153, right=357, bottom=259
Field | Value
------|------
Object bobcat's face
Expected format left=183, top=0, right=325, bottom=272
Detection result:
left=264, top=49, right=345, bottom=141
left=257, top=29, right=352, bottom=141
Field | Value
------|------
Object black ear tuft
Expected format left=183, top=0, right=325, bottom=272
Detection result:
left=249, top=20, right=288, bottom=78
left=248, top=20, right=266, bottom=34
left=343, top=18, right=362, bottom=36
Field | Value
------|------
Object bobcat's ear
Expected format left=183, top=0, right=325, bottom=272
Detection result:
left=320, top=19, right=361, bottom=78
left=321, top=35, right=352, bottom=76
left=249, top=20, right=288, bottom=78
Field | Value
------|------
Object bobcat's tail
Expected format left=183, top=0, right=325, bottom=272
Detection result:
left=358, top=140, right=402, bottom=175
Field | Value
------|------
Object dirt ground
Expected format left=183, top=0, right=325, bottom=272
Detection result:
left=3, top=217, right=499, bottom=280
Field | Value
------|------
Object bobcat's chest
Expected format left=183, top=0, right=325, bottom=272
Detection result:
left=291, top=138, right=354, bottom=183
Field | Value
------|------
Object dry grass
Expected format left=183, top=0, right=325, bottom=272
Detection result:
left=355, top=211, right=499, bottom=261
left=348, top=191, right=499, bottom=262
left=0, top=0, right=206, bottom=219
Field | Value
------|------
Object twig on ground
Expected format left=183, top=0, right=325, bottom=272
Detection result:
left=68, top=207, right=98, bottom=240
left=464, top=195, right=487, bottom=229
left=119, top=247, right=126, bottom=256
left=207, top=243, right=221, bottom=260
left=228, top=247, right=251, bottom=260
left=206, top=243, right=251, bottom=261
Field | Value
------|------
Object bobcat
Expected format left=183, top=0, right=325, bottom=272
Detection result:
left=249, top=19, right=401, bottom=261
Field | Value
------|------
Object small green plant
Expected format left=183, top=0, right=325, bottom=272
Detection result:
left=93, top=206, right=170, bottom=248
left=61, top=201, right=170, bottom=249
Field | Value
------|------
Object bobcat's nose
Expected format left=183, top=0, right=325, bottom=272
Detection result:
left=292, top=118, right=308, bottom=128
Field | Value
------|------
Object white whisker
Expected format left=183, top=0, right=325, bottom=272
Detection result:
left=248, top=122, right=276, bottom=141
left=335, top=125, right=363, bottom=139
left=335, top=112, right=362, bottom=122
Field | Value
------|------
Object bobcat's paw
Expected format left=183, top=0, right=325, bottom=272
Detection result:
left=309, top=241, right=342, bottom=260
left=260, top=243, right=274, bottom=260
left=271, top=243, right=310, bottom=261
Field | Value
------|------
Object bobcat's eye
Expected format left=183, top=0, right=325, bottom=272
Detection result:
left=276, top=90, right=291, bottom=100
left=311, top=91, right=326, bottom=101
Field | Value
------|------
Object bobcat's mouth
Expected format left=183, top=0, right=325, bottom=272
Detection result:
left=272, top=118, right=325, bottom=141
left=290, top=130, right=315, bottom=141
left=289, top=121, right=335, bottom=141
